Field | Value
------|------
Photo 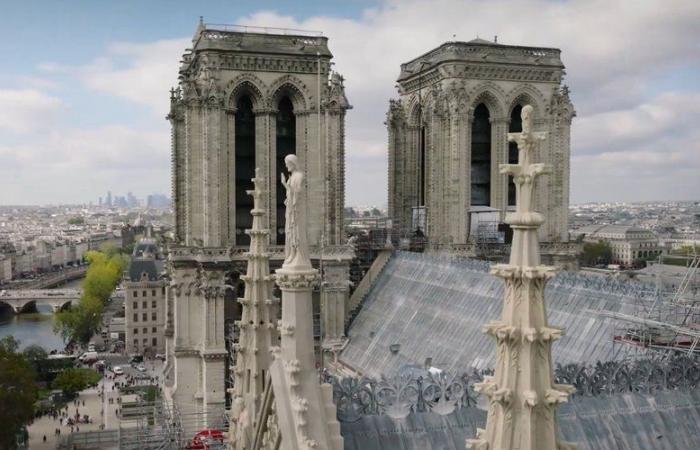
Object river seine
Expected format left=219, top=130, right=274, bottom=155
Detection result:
left=0, top=277, right=83, bottom=351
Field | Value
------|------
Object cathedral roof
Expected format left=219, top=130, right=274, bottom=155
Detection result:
left=397, top=39, right=563, bottom=82
left=465, top=37, right=501, bottom=45
left=340, top=251, right=658, bottom=376
left=339, top=388, right=700, bottom=450
left=189, top=23, right=332, bottom=58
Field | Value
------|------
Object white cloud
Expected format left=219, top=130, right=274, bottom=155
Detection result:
left=0, top=125, right=169, bottom=205
left=79, top=38, right=189, bottom=117
left=231, top=1, right=700, bottom=205
left=0, top=89, right=63, bottom=133
left=4, top=0, right=699, bottom=205
left=574, top=92, right=700, bottom=155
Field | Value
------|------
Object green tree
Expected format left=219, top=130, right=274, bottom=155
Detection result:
left=0, top=337, right=37, bottom=450
left=67, top=216, right=85, bottom=225
left=23, top=345, right=49, bottom=382
left=52, top=368, right=100, bottom=397
left=54, top=250, right=128, bottom=344
left=581, top=240, right=613, bottom=266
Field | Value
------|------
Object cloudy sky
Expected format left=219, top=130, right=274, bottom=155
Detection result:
left=1, top=0, right=698, bottom=206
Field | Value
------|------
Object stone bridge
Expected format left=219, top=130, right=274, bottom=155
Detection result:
left=17, top=266, right=88, bottom=290
left=0, top=289, right=82, bottom=313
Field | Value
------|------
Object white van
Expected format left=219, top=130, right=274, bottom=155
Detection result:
left=79, top=351, right=98, bottom=363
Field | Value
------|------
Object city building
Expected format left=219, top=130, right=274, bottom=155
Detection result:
left=386, top=38, right=576, bottom=264
left=0, top=254, right=11, bottom=283
left=123, top=238, right=166, bottom=356
left=571, top=224, right=662, bottom=266
left=166, top=20, right=355, bottom=427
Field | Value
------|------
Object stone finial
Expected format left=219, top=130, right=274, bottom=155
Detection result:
left=469, top=105, right=575, bottom=449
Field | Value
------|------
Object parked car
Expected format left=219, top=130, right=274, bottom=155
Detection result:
left=155, top=353, right=166, bottom=361
left=129, top=354, right=143, bottom=365
left=136, top=365, right=147, bottom=373
left=113, top=366, right=124, bottom=376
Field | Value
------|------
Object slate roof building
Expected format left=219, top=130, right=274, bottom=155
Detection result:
left=124, top=238, right=166, bottom=356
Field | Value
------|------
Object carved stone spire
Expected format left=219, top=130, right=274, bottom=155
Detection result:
left=268, top=155, right=343, bottom=450
left=467, top=105, right=576, bottom=450
left=230, top=168, right=280, bottom=448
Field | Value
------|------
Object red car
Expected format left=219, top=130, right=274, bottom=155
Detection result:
left=186, top=429, right=224, bottom=449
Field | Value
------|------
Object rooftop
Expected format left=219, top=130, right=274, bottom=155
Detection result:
left=189, top=20, right=332, bottom=58
left=340, top=251, right=658, bottom=376
left=397, top=38, right=563, bottom=82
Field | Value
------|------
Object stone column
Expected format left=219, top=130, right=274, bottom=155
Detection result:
left=254, top=110, right=274, bottom=240
left=225, top=107, right=237, bottom=245
left=320, top=261, right=349, bottom=344
left=490, top=117, right=509, bottom=218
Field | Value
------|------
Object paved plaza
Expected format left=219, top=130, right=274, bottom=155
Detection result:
left=26, top=359, right=163, bottom=449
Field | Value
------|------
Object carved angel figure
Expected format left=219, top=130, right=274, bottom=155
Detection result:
left=280, top=154, right=311, bottom=269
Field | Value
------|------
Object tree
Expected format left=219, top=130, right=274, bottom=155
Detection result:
left=581, top=240, right=612, bottom=266
left=52, top=368, right=100, bottom=397
left=67, top=216, right=85, bottom=225
left=0, top=337, right=37, bottom=450
left=23, top=345, right=50, bottom=382
left=54, top=250, right=128, bottom=344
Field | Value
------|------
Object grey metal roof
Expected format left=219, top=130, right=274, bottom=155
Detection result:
left=341, top=251, right=657, bottom=376
left=127, top=258, right=163, bottom=282
left=557, top=389, right=700, bottom=450
left=340, top=389, right=700, bottom=450
left=341, top=407, right=485, bottom=450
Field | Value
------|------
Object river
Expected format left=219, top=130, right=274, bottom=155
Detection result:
left=0, top=276, right=84, bottom=351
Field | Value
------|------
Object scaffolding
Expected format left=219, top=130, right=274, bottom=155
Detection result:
left=601, top=253, right=700, bottom=359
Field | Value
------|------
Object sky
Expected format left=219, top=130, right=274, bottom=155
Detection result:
left=0, top=0, right=699, bottom=206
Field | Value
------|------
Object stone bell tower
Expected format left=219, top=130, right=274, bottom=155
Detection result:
left=387, top=38, right=577, bottom=265
left=164, top=20, right=354, bottom=428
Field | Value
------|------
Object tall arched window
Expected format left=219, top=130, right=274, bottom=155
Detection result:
left=508, top=105, right=522, bottom=206
left=276, top=96, right=296, bottom=245
left=470, top=103, right=491, bottom=206
left=419, top=126, right=426, bottom=206
left=235, top=96, right=255, bottom=246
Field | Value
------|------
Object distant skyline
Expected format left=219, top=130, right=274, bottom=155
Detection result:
left=1, top=0, right=699, bottom=206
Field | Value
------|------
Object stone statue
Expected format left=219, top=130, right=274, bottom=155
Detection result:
left=280, top=154, right=311, bottom=269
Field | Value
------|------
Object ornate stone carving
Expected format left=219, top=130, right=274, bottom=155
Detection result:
left=468, top=105, right=574, bottom=450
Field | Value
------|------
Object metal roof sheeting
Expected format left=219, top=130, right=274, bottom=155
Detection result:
left=341, top=389, right=700, bottom=450
left=341, top=251, right=651, bottom=376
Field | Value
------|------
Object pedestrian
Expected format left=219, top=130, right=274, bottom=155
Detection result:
left=43, top=435, right=47, bottom=442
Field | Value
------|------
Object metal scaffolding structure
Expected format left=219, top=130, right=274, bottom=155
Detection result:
left=597, top=253, right=700, bottom=359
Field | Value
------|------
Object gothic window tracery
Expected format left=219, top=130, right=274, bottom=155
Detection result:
left=471, top=103, right=491, bottom=206
left=235, top=95, right=256, bottom=246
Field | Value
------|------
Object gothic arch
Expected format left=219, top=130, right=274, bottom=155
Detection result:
left=225, top=74, right=266, bottom=110
left=267, top=75, right=310, bottom=111
left=467, top=82, right=506, bottom=120
left=406, top=92, right=435, bottom=127
left=505, top=83, right=546, bottom=118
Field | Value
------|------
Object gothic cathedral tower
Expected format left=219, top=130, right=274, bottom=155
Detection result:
left=164, top=20, right=353, bottom=431
left=387, top=38, right=576, bottom=265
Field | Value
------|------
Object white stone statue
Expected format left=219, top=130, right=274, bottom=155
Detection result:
left=280, top=154, right=311, bottom=269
